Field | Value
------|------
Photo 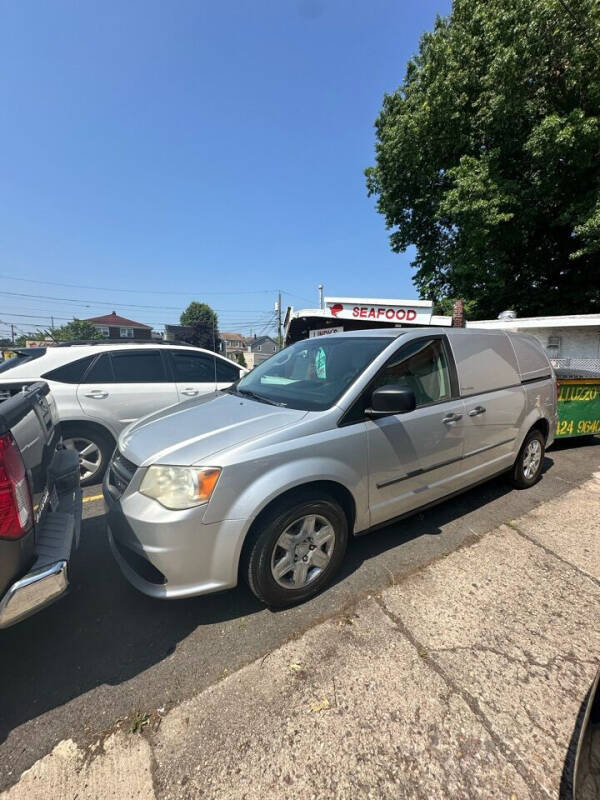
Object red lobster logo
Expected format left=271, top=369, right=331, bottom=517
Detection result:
left=329, top=303, right=344, bottom=317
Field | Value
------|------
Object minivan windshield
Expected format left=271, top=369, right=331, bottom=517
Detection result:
left=234, top=336, right=391, bottom=411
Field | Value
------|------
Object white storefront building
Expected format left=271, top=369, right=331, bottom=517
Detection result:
left=465, top=313, right=600, bottom=370
left=285, top=297, right=600, bottom=370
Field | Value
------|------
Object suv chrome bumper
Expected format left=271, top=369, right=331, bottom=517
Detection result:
left=0, top=559, right=69, bottom=628
left=0, top=485, right=81, bottom=629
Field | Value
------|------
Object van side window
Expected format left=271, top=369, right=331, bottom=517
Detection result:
left=375, top=339, right=451, bottom=407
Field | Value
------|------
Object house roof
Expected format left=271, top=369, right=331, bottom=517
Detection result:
left=84, top=311, right=151, bottom=329
left=250, top=336, right=277, bottom=347
left=220, top=332, right=246, bottom=341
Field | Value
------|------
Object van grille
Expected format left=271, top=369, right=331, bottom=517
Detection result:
left=109, top=451, right=138, bottom=497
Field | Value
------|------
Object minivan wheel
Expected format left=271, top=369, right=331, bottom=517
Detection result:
left=63, top=429, right=114, bottom=487
left=242, top=493, right=348, bottom=608
left=508, top=429, right=545, bottom=489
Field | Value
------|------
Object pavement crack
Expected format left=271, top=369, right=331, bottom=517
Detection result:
left=373, top=595, right=553, bottom=800
left=427, top=643, right=599, bottom=672
left=506, top=522, right=600, bottom=589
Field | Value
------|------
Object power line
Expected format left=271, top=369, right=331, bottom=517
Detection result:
left=0, top=274, right=281, bottom=297
left=0, top=274, right=313, bottom=305
left=0, top=289, right=275, bottom=313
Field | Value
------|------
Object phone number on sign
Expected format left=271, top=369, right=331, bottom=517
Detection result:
left=556, top=419, right=600, bottom=436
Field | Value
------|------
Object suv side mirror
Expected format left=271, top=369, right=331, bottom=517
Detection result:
left=365, top=385, right=416, bottom=418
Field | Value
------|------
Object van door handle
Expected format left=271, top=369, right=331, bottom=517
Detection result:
left=84, top=390, right=108, bottom=399
left=468, top=406, right=486, bottom=417
left=442, top=412, right=463, bottom=424
left=181, top=388, right=199, bottom=396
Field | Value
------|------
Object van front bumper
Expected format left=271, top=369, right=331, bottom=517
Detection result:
left=104, top=476, right=247, bottom=599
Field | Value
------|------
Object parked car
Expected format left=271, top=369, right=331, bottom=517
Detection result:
left=104, top=328, right=557, bottom=608
left=0, top=343, right=246, bottom=485
left=0, top=382, right=81, bottom=628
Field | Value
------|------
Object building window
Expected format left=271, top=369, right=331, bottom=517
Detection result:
left=546, top=336, right=561, bottom=356
left=96, top=325, right=110, bottom=337
left=120, top=327, right=134, bottom=338
left=256, top=345, right=262, bottom=351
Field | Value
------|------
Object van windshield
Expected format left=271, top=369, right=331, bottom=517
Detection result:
left=234, top=337, right=390, bottom=411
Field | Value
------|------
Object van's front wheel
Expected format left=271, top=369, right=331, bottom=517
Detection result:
left=242, top=493, right=348, bottom=608
left=509, top=429, right=545, bottom=489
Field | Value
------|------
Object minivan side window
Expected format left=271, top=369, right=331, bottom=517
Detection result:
left=42, top=355, right=95, bottom=384
left=111, top=351, right=168, bottom=383
left=374, top=338, right=451, bottom=407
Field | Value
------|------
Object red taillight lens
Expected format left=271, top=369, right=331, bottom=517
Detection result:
left=0, top=433, right=33, bottom=540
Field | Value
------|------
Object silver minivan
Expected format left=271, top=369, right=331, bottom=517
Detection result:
left=104, top=328, right=556, bottom=607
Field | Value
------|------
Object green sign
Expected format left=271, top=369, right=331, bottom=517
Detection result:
left=556, top=379, right=600, bottom=438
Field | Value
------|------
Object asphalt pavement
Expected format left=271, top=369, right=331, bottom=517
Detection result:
left=0, top=437, right=599, bottom=791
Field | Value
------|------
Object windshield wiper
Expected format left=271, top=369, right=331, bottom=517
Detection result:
left=236, top=388, right=287, bottom=407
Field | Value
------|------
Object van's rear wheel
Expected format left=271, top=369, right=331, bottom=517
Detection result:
left=242, top=493, right=348, bottom=608
left=508, top=429, right=545, bottom=489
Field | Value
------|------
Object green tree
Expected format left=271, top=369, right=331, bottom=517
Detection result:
left=47, top=319, right=104, bottom=342
left=180, top=302, right=219, bottom=351
left=234, top=350, right=247, bottom=368
left=365, top=0, right=600, bottom=319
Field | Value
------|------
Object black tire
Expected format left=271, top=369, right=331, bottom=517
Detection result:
left=508, top=429, right=545, bottom=489
left=61, top=425, right=114, bottom=487
left=241, top=491, right=349, bottom=608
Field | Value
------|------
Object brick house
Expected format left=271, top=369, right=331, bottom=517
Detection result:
left=220, top=332, right=246, bottom=356
left=85, top=311, right=153, bottom=340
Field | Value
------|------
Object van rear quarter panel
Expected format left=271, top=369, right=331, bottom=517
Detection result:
left=448, top=330, right=520, bottom=395
left=449, top=331, right=523, bottom=479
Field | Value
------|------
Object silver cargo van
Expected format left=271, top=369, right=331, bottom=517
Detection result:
left=104, top=328, right=556, bottom=607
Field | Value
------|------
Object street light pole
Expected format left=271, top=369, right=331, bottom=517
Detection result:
left=276, top=291, right=282, bottom=349
left=318, top=284, right=324, bottom=310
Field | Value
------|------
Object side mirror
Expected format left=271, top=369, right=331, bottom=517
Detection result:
left=365, top=384, right=416, bottom=418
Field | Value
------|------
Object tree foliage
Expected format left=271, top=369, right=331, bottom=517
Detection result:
left=47, top=319, right=104, bottom=342
left=234, top=350, right=247, bottom=368
left=180, top=302, right=219, bottom=351
left=366, top=0, right=600, bottom=319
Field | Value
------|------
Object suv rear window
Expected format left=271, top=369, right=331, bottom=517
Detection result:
left=111, top=351, right=168, bottom=383
left=82, top=353, right=114, bottom=383
left=216, top=359, right=240, bottom=382
left=42, top=355, right=95, bottom=384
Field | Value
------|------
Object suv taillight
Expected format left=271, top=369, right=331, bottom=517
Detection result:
left=0, top=433, right=33, bottom=540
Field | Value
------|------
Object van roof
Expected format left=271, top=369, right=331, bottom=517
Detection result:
left=308, top=326, right=511, bottom=340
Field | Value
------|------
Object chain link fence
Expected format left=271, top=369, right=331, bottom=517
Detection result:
left=551, top=357, right=600, bottom=377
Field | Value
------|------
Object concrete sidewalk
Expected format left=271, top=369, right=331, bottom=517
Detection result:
left=4, top=471, right=600, bottom=799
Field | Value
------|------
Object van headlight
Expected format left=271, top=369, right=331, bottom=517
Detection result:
left=139, top=466, right=221, bottom=510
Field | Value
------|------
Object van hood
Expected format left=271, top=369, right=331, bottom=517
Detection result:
left=119, top=391, right=308, bottom=467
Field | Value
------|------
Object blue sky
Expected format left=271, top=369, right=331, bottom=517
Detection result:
left=0, top=0, right=450, bottom=339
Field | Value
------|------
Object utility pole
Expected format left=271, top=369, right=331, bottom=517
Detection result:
left=276, top=291, right=282, bottom=349
left=10, top=324, right=15, bottom=343
left=318, top=284, right=324, bottom=310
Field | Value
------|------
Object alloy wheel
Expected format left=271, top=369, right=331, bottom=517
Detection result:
left=270, top=513, right=336, bottom=589
left=64, top=437, right=102, bottom=482
left=522, top=439, right=542, bottom=480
